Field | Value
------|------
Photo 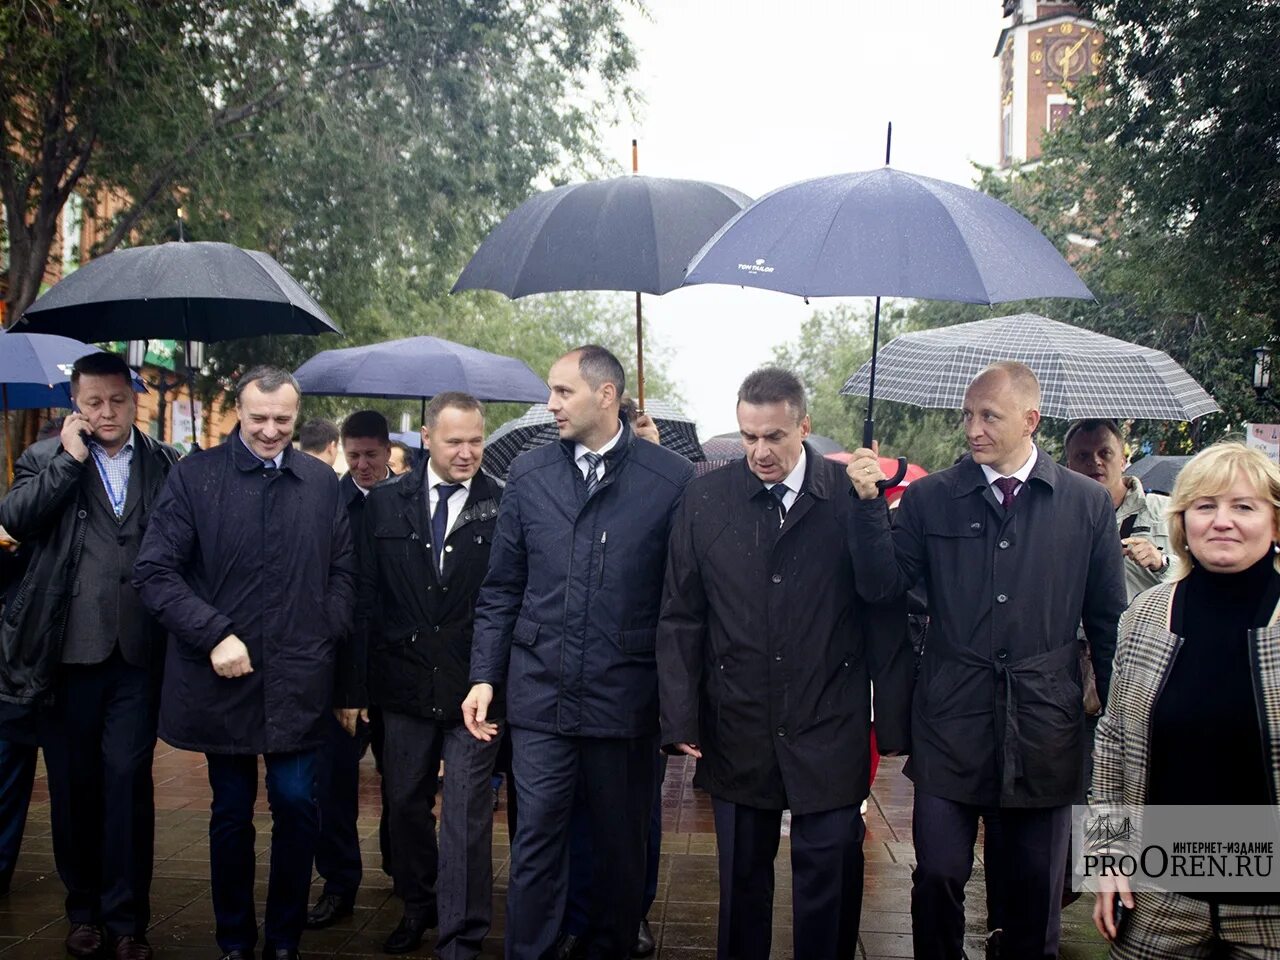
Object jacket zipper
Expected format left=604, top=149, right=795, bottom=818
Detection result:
left=598, top=530, right=608, bottom=587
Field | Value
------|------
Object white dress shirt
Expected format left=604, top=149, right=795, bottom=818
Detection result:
left=574, top=421, right=624, bottom=484
left=980, top=445, right=1038, bottom=497
left=426, top=463, right=473, bottom=542
left=765, top=448, right=807, bottom=517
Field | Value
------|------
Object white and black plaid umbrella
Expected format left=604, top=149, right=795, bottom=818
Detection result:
left=484, top=399, right=704, bottom=480
left=840, top=314, right=1220, bottom=421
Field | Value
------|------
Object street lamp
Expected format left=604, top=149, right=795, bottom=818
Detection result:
left=126, top=339, right=186, bottom=441
left=1254, top=345, right=1280, bottom=410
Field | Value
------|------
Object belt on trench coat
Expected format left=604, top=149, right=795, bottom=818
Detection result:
left=942, top=638, right=1080, bottom=804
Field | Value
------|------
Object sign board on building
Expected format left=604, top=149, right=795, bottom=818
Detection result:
left=1246, top=423, right=1280, bottom=464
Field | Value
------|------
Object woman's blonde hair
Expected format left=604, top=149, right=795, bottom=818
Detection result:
left=1166, top=441, right=1280, bottom=579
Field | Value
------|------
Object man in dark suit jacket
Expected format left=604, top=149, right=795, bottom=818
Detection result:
left=658, top=367, right=913, bottom=960
left=846, top=362, right=1127, bottom=960
left=464, top=346, right=694, bottom=960
left=304, top=410, right=395, bottom=932
left=354, top=392, right=502, bottom=958
left=0, top=351, right=178, bottom=960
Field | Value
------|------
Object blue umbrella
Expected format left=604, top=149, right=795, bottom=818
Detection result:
left=681, top=125, right=1093, bottom=487
left=293, top=336, right=549, bottom=447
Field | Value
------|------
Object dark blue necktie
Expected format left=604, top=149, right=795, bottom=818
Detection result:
left=768, top=483, right=789, bottom=525
left=432, top=483, right=461, bottom=572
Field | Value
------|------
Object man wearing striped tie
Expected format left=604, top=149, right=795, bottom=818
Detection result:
left=464, top=345, right=694, bottom=960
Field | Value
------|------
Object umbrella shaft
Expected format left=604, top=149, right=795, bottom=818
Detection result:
left=863, top=296, right=884, bottom=447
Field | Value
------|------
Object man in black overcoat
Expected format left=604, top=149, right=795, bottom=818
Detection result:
left=846, top=362, right=1126, bottom=960
left=0, top=351, right=178, bottom=960
left=657, top=367, right=913, bottom=960
left=133, top=366, right=356, bottom=960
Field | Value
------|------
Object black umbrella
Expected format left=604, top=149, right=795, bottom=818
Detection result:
left=293, top=336, right=549, bottom=448
left=453, top=148, right=750, bottom=409
left=1124, top=455, right=1193, bottom=495
left=682, top=124, right=1093, bottom=488
left=484, top=399, right=704, bottom=480
left=16, top=241, right=340, bottom=447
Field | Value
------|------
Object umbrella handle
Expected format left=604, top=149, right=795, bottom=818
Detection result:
left=878, top=457, right=908, bottom=492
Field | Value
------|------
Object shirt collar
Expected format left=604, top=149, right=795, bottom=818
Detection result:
left=767, top=447, right=807, bottom=496
left=238, top=430, right=284, bottom=469
left=980, top=445, right=1037, bottom=487
left=574, top=420, right=624, bottom=464
left=426, top=462, right=473, bottom=495
left=88, top=430, right=135, bottom=460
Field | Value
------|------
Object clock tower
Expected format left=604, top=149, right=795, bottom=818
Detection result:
left=995, top=1, right=1102, bottom=167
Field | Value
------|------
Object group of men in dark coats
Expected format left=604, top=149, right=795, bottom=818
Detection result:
left=0, top=345, right=1126, bottom=960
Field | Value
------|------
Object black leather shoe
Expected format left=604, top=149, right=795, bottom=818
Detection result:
left=305, top=891, right=355, bottom=929
left=382, top=915, right=428, bottom=954
left=631, top=918, right=655, bottom=958
left=113, top=935, right=153, bottom=960
left=265, top=950, right=301, bottom=960
left=215, top=951, right=253, bottom=960
left=553, top=932, right=586, bottom=960
left=66, top=923, right=105, bottom=958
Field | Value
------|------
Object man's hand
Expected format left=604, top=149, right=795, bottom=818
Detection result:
left=846, top=442, right=885, bottom=501
left=1092, top=872, right=1135, bottom=941
left=60, top=413, right=92, bottom=463
left=210, top=634, right=253, bottom=678
left=671, top=742, right=702, bottom=759
left=462, top=683, right=499, bottom=741
left=335, top=707, right=369, bottom=737
left=1121, top=536, right=1165, bottom=572
left=633, top=413, right=661, bottom=445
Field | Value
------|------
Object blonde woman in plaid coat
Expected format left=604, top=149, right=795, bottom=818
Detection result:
left=1092, top=442, right=1280, bottom=958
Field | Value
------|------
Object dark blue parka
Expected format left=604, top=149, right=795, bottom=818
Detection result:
left=470, top=419, right=693, bottom=739
left=133, top=430, right=356, bottom=755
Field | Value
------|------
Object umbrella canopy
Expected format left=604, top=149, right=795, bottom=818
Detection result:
left=17, top=241, right=340, bottom=342
left=293, top=336, right=548, bottom=404
left=682, top=166, right=1092, bottom=303
left=0, top=332, right=146, bottom=408
left=484, top=398, right=704, bottom=480
left=1125, top=455, right=1193, bottom=495
left=839, top=314, right=1221, bottom=421
left=453, top=175, right=751, bottom=299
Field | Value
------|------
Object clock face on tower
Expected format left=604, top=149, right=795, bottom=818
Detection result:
left=1046, top=34, right=1090, bottom=80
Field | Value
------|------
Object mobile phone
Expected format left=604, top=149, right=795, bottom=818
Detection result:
left=1113, top=898, right=1129, bottom=932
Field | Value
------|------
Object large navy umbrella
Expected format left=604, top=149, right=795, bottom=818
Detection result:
left=293, top=336, right=549, bottom=447
left=453, top=169, right=750, bottom=408
left=17, top=241, right=340, bottom=342
left=682, top=127, right=1092, bottom=487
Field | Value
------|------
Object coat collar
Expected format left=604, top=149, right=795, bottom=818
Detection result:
left=736, top=440, right=833, bottom=503
left=229, top=425, right=299, bottom=475
left=950, top=445, right=1058, bottom=499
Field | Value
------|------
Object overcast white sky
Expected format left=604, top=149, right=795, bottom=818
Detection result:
left=589, top=0, right=1006, bottom=437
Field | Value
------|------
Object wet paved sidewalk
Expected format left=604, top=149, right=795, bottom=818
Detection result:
left=0, top=745, right=1107, bottom=958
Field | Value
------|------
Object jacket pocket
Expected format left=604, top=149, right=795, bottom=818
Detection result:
left=922, top=515, right=986, bottom=539
left=615, top=627, right=656, bottom=654
left=512, top=616, right=541, bottom=648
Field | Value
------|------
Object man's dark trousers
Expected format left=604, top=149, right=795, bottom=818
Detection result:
left=507, top=727, right=657, bottom=960
left=712, top=799, right=865, bottom=960
left=911, top=788, right=1071, bottom=960
left=0, top=737, right=36, bottom=892
left=42, top=651, right=159, bottom=937
left=312, top=712, right=365, bottom=902
left=206, top=750, right=319, bottom=954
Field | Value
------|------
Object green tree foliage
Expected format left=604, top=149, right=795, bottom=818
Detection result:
left=1, top=0, right=638, bottom=330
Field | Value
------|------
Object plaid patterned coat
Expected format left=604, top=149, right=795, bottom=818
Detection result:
left=1092, top=580, right=1280, bottom=811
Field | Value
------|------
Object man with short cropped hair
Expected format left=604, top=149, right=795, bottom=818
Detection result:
left=0, top=351, right=178, bottom=960
left=464, top=346, right=694, bottom=960
left=354, top=392, right=502, bottom=957
left=846, top=362, right=1127, bottom=960
left=299, top=418, right=340, bottom=466
left=134, top=366, right=356, bottom=960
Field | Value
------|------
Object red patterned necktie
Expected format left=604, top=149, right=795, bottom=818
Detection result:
left=994, top=476, right=1020, bottom=510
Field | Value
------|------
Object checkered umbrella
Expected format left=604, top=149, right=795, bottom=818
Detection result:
left=484, top=399, right=705, bottom=480
left=839, top=314, right=1220, bottom=421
